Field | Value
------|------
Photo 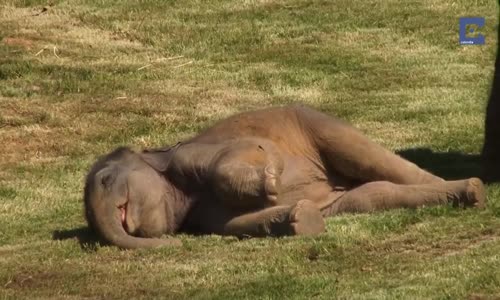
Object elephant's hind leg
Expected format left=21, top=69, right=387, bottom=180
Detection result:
left=321, top=178, right=486, bottom=216
left=223, top=200, right=325, bottom=238
left=295, top=106, right=443, bottom=184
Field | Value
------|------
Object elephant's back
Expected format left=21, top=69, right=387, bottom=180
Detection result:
left=190, top=106, right=313, bottom=155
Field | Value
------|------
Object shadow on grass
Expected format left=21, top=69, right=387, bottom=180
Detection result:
left=397, top=148, right=484, bottom=181
left=52, top=227, right=102, bottom=251
left=187, top=273, right=336, bottom=299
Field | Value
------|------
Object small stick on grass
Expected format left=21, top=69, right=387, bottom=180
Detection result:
left=173, top=61, right=193, bottom=68
left=137, top=55, right=185, bottom=71
left=34, top=48, right=46, bottom=56
left=53, top=46, right=60, bottom=59
left=137, top=63, right=152, bottom=71
left=155, top=55, right=184, bottom=62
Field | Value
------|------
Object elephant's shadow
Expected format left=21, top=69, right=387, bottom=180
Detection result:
left=52, top=227, right=103, bottom=251
left=52, top=147, right=486, bottom=246
left=396, top=147, right=482, bottom=181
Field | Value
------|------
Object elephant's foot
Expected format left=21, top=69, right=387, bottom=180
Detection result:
left=464, top=178, right=486, bottom=208
left=289, top=200, right=326, bottom=236
left=264, top=163, right=281, bottom=204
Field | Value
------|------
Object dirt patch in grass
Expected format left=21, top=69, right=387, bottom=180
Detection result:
left=2, top=37, right=34, bottom=50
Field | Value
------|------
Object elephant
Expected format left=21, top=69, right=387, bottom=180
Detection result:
left=482, top=0, right=500, bottom=182
left=84, top=105, right=486, bottom=249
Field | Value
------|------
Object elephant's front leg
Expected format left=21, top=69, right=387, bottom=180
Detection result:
left=214, top=161, right=281, bottom=207
left=223, top=200, right=326, bottom=238
left=211, top=139, right=284, bottom=210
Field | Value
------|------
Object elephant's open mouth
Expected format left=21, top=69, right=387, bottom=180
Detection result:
left=119, top=203, right=128, bottom=232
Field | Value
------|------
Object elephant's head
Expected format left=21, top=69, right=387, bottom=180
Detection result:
left=84, top=147, right=181, bottom=249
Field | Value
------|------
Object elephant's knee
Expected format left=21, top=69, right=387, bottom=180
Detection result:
left=338, top=181, right=397, bottom=213
left=358, top=181, right=396, bottom=193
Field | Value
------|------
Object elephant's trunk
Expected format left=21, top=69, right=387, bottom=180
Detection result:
left=90, top=194, right=181, bottom=249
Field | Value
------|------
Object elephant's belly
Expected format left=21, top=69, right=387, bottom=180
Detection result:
left=277, top=155, right=336, bottom=206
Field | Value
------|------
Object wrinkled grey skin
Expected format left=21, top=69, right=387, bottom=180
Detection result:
left=84, top=148, right=181, bottom=248
left=84, top=105, right=486, bottom=249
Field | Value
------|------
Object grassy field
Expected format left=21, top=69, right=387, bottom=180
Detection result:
left=1, top=0, right=500, bottom=298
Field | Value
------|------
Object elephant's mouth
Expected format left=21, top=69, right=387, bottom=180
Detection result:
left=119, top=203, right=128, bottom=232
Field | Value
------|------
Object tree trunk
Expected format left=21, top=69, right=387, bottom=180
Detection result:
left=482, top=5, right=500, bottom=182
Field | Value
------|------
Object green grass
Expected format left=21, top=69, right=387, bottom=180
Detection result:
left=0, top=0, right=499, bottom=298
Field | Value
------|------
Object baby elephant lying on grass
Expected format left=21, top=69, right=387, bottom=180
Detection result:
left=84, top=105, right=486, bottom=249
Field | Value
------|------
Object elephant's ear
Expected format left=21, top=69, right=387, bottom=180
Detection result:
left=139, top=143, right=182, bottom=173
